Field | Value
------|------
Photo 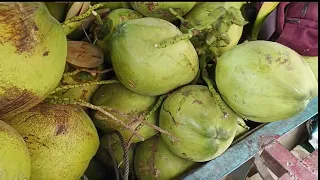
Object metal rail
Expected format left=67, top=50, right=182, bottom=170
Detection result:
left=182, top=97, right=318, bottom=180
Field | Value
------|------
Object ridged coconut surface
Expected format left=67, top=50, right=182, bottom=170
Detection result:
left=0, top=3, right=67, bottom=119
left=0, top=120, right=31, bottom=180
left=159, top=85, right=238, bottom=162
left=5, top=104, right=99, bottom=180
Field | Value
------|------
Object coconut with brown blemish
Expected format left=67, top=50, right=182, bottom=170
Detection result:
left=5, top=103, right=99, bottom=180
left=0, top=3, right=67, bottom=120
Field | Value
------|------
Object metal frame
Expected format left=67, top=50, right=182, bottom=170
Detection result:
left=182, top=97, right=318, bottom=180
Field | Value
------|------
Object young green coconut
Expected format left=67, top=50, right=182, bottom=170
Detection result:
left=215, top=41, right=318, bottom=123
left=0, top=120, right=31, bottom=180
left=92, top=83, right=158, bottom=143
left=95, top=8, right=144, bottom=64
left=156, top=2, right=247, bottom=58
left=130, top=2, right=196, bottom=22
left=0, top=3, right=67, bottom=119
left=110, top=17, right=199, bottom=96
left=5, top=103, right=100, bottom=180
left=159, top=85, right=239, bottom=162
left=135, top=135, right=196, bottom=180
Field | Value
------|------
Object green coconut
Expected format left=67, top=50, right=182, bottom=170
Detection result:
left=0, top=120, right=31, bottom=180
left=110, top=17, right=199, bottom=96
left=96, top=8, right=143, bottom=64
left=0, top=3, right=67, bottom=119
left=303, top=56, right=318, bottom=81
left=159, top=85, right=239, bottom=162
left=181, top=2, right=245, bottom=31
left=130, top=2, right=196, bottom=22
left=5, top=103, right=100, bottom=180
left=215, top=41, right=318, bottom=123
left=96, top=134, right=135, bottom=169
left=135, top=135, right=195, bottom=180
left=180, top=2, right=246, bottom=57
left=92, top=83, right=158, bottom=143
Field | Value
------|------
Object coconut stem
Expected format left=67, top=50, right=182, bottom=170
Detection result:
left=62, top=3, right=103, bottom=25
left=155, top=32, right=194, bottom=48
left=168, top=7, right=186, bottom=23
left=155, top=6, right=229, bottom=49
left=209, top=46, right=220, bottom=58
left=125, top=94, right=178, bottom=150
left=199, top=55, right=228, bottom=118
left=51, top=80, right=119, bottom=94
left=45, top=95, right=144, bottom=140
left=237, top=119, right=250, bottom=130
left=62, top=4, right=110, bottom=35
left=146, top=94, right=168, bottom=120
left=91, top=10, right=103, bottom=25
left=202, top=69, right=228, bottom=118
left=228, top=7, right=248, bottom=26
left=63, top=68, right=113, bottom=77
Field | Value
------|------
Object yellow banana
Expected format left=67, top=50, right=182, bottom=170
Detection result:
left=251, top=2, right=279, bottom=40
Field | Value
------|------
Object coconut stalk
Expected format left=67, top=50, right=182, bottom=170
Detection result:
left=61, top=3, right=110, bottom=35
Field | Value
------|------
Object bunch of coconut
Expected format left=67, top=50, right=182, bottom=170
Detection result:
left=0, top=2, right=317, bottom=180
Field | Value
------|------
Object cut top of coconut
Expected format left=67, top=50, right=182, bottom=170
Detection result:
left=67, top=41, right=104, bottom=69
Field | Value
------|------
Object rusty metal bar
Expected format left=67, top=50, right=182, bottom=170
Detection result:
left=260, top=139, right=318, bottom=180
